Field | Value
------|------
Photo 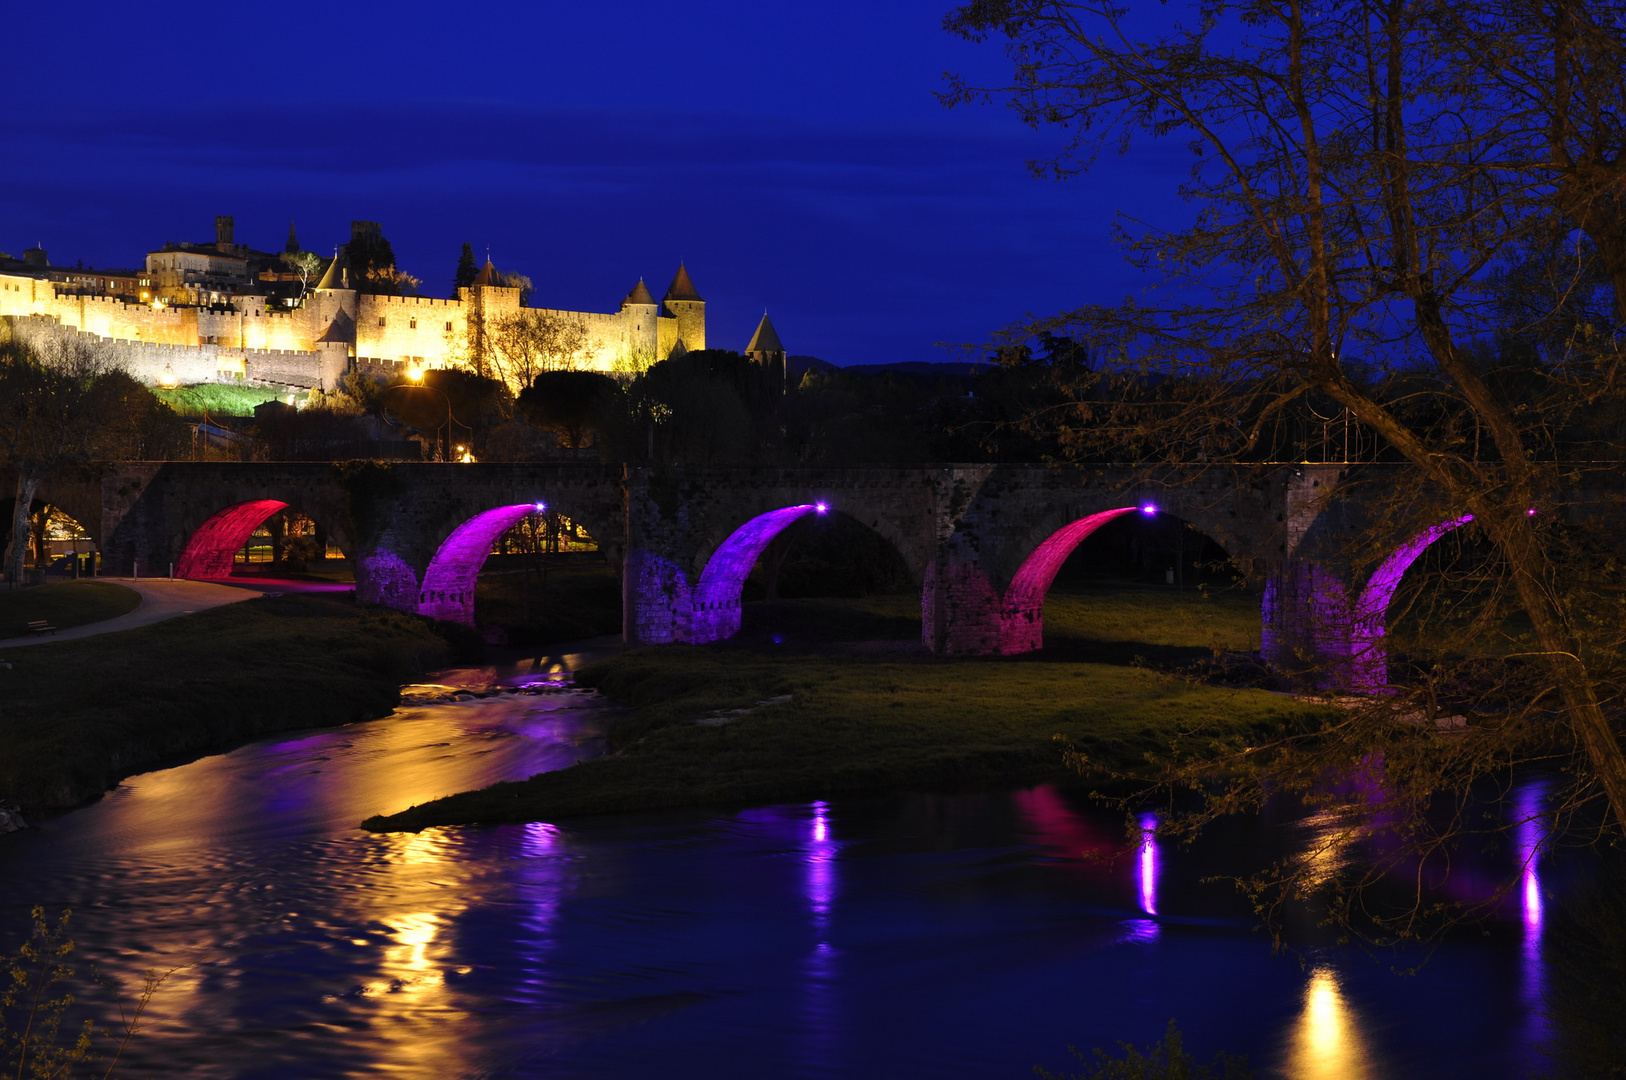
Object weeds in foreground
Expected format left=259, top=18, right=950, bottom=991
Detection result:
left=1036, top=1020, right=1251, bottom=1080
left=1, top=907, right=174, bottom=1079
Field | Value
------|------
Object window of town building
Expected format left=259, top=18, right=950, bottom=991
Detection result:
left=445, top=321, right=453, bottom=332
left=409, top=319, right=417, bottom=329
left=379, top=317, right=386, bottom=327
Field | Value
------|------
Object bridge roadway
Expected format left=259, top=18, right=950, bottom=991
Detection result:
left=24, top=459, right=1495, bottom=686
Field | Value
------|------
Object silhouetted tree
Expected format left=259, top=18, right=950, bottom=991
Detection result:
left=944, top=0, right=1626, bottom=931
left=517, top=371, right=618, bottom=457
left=453, top=242, right=478, bottom=294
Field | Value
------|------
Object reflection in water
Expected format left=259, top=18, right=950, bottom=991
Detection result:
left=1137, top=813, right=1159, bottom=916
left=801, top=801, right=841, bottom=1076
left=1287, top=966, right=1372, bottom=1080
left=1514, top=778, right=1549, bottom=1059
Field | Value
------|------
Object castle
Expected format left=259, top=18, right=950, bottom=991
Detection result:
left=0, top=217, right=708, bottom=391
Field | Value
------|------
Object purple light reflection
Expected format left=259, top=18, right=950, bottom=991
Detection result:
left=1137, top=813, right=1159, bottom=917
left=1513, top=778, right=1549, bottom=1054
left=691, top=504, right=821, bottom=643
left=1350, top=514, right=1474, bottom=690
left=420, top=503, right=542, bottom=624
left=806, top=800, right=835, bottom=924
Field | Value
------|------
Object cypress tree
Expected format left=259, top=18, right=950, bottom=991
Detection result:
left=453, top=242, right=478, bottom=294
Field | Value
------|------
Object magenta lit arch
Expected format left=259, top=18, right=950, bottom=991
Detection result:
left=1004, top=507, right=1141, bottom=615
left=1350, top=513, right=1475, bottom=689
left=419, top=503, right=541, bottom=624
left=691, top=503, right=823, bottom=643
left=176, top=499, right=289, bottom=579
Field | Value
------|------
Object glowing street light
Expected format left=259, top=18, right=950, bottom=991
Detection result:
left=405, top=362, right=425, bottom=383
left=1141, top=503, right=1158, bottom=515
left=815, top=502, right=828, bottom=514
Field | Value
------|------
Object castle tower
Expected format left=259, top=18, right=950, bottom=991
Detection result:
left=621, top=278, right=660, bottom=370
left=460, top=258, right=522, bottom=379
left=744, top=310, right=787, bottom=391
left=308, top=247, right=358, bottom=381
left=215, top=215, right=235, bottom=253
left=662, top=263, right=705, bottom=354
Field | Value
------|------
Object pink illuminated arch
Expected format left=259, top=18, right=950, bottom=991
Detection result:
left=1350, top=513, right=1474, bottom=689
left=419, top=503, right=542, bottom=624
left=1005, top=507, right=1140, bottom=615
left=176, top=499, right=289, bottom=579
left=691, top=503, right=823, bottom=643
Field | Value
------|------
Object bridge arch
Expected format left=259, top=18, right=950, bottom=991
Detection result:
left=1349, top=513, right=1475, bottom=690
left=419, top=502, right=547, bottom=624
left=690, top=502, right=828, bottom=643
left=177, top=499, right=292, bottom=579
left=176, top=499, right=352, bottom=580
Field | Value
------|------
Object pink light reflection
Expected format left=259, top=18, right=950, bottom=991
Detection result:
left=420, top=503, right=542, bottom=624
left=691, top=504, right=820, bottom=643
left=176, top=499, right=289, bottom=578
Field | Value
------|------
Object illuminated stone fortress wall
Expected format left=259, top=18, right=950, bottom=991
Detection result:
left=0, top=217, right=705, bottom=389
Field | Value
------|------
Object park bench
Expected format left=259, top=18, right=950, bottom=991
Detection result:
left=25, top=620, right=56, bottom=636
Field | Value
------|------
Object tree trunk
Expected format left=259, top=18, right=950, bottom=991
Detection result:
left=5, top=473, right=39, bottom=584
left=1497, top=517, right=1626, bottom=830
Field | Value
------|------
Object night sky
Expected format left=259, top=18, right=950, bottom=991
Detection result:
left=1, top=1, right=1188, bottom=366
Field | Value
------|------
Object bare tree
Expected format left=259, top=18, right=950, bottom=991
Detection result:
left=943, top=0, right=1626, bottom=923
left=280, top=250, right=323, bottom=299
left=488, top=310, right=597, bottom=393
left=0, top=337, right=128, bottom=582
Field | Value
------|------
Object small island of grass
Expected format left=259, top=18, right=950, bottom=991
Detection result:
left=363, top=585, right=1331, bottom=832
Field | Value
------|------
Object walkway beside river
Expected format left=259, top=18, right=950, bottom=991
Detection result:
left=0, top=578, right=265, bottom=650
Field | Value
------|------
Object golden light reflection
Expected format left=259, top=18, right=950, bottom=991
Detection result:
left=1286, top=966, right=1372, bottom=1080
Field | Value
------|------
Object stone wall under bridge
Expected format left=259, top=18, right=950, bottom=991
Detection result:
left=51, top=460, right=1386, bottom=671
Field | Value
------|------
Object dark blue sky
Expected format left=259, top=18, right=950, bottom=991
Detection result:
left=1, top=0, right=1187, bottom=365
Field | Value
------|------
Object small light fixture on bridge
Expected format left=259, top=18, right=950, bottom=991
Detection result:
left=815, top=502, right=828, bottom=514
left=534, top=502, right=547, bottom=513
left=1141, top=503, right=1158, bottom=516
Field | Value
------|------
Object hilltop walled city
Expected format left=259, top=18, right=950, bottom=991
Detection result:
left=0, top=216, right=786, bottom=392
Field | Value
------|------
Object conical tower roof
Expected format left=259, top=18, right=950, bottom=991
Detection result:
left=472, top=258, right=502, bottom=287
left=624, top=278, right=656, bottom=306
left=314, top=248, right=353, bottom=291
left=745, top=311, right=784, bottom=355
left=663, top=263, right=702, bottom=302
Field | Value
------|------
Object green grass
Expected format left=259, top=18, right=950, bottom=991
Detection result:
left=0, top=582, right=142, bottom=637
left=0, top=595, right=459, bottom=809
left=150, top=383, right=303, bottom=417
left=363, top=647, right=1324, bottom=831
left=361, top=584, right=1309, bottom=832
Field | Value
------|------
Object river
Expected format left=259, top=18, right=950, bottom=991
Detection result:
left=0, top=645, right=1565, bottom=1078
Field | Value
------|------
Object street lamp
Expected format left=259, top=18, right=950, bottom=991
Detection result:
left=381, top=374, right=472, bottom=462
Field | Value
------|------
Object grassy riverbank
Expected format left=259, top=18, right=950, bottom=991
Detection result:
left=0, top=581, right=142, bottom=637
left=0, top=594, right=460, bottom=809
left=364, top=585, right=1322, bottom=832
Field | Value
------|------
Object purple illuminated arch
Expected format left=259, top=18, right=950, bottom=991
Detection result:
left=177, top=499, right=289, bottom=579
left=1350, top=513, right=1474, bottom=689
left=419, top=503, right=540, bottom=624
left=691, top=503, right=822, bottom=643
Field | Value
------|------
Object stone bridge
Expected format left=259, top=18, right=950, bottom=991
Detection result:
left=20, top=459, right=1554, bottom=687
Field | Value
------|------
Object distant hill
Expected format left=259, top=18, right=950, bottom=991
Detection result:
left=787, top=356, right=986, bottom=380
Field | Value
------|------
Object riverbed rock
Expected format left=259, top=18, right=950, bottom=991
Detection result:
left=0, top=801, right=27, bottom=833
